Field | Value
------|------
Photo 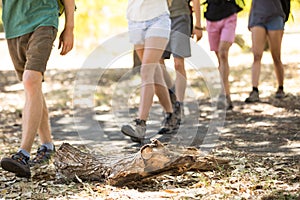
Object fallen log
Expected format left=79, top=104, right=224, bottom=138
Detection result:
left=54, top=139, right=229, bottom=186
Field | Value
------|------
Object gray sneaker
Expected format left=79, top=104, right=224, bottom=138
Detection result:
left=158, top=113, right=179, bottom=134
left=245, top=90, right=259, bottom=103
left=275, top=89, right=285, bottom=98
left=121, top=119, right=146, bottom=143
left=217, top=95, right=233, bottom=110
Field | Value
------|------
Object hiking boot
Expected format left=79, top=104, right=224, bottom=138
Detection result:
left=158, top=112, right=179, bottom=134
left=1, top=152, right=31, bottom=178
left=30, top=145, right=55, bottom=167
left=245, top=90, right=259, bottom=103
left=217, top=95, right=233, bottom=110
left=174, top=101, right=184, bottom=124
left=275, top=89, right=285, bottom=98
left=168, top=88, right=177, bottom=106
left=121, top=119, right=146, bottom=143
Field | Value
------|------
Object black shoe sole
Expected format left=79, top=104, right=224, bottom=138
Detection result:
left=217, top=104, right=234, bottom=110
left=245, top=100, right=260, bottom=103
left=1, top=158, right=31, bottom=178
left=157, top=127, right=178, bottom=135
left=245, top=97, right=260, bottom=103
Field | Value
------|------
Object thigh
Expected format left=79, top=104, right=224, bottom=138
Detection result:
left=143, top=37, right=168, bottom=64
left=250, top=26, right=267, bottom=55
left=140, top=37, right=168, bottom=82
left=267, top=30, right=284, bottom=60
left=134, top=44, right=144, bottom=61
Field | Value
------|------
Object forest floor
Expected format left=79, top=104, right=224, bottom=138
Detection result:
left=0, top=38, right=299, bottom=199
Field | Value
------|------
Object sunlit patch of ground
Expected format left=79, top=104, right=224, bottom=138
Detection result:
left=0, top=30, right=299, bottom=199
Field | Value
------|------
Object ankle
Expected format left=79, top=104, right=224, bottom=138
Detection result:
left=17, top=149, right=30, bottom=159
left=175, top=101, right=183, bottom=106
left=41, top=143, right=54, bottom=151
left=135, top=119, right=146, bottom=126
left=253, top=87, right=259, bottom=92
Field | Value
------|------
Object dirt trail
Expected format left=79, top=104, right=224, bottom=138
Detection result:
left=0, top=39, right=299, bottom=199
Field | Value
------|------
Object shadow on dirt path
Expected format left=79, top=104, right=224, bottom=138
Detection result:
left=0, top=63, right=299, bottom=199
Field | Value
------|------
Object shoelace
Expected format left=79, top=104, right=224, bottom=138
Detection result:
left=34, top=151, right=46, bottom=160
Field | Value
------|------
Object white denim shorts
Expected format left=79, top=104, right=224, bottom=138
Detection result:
left=128, top=13, right=171, bottom=45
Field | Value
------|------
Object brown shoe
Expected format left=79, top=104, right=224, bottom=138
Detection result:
left=1, top=152, right=31, bottom=178
left=29, top=145, right=55, bottom=167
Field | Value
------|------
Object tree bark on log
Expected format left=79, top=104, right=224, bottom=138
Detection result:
left=54, top=139, right=229, bottom=186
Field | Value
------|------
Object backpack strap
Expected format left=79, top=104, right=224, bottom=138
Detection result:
left=57, top=0, right=77, bottom=17
left=280, top=0, right=291, bottom=22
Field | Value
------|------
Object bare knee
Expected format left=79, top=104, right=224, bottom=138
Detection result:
left=174, top=62, right=184, bottom=73
left=174, top=58, right=185, bottom=74
left=218, top=49, right=228, bottom=61
left=253, top=52, right=263, bottom=63
left=141, top=66, right=155, bottom=84
left=22, top=70, right=43, bottom=93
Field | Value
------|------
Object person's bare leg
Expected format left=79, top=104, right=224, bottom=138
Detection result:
left=135, top=37, right=170, bottom=120
left=154, top=66, right=173, bottom=111
left=174, top=57, right=186, bottom=102
left=251, top=27, right=267, bottom=88
left=139, top=63, right=156, bottom=120
left=20, top=70, right=50, bottom=153
left=159, top=59, right=174, bottom=89
left=38, top=96, right=52, bottom=144
left=267, top=30, right=284, bottom=87
left=217, top=41, right=232, bottom=97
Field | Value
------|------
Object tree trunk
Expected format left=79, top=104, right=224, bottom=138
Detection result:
left=54, top=139, right=229, bottom=186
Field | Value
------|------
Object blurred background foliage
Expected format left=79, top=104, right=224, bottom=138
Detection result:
left=0, top=0, right=300, bottom=50
left=71, top=0, right=127, bottom=50
left=70, top=0, right=299, bottom=51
